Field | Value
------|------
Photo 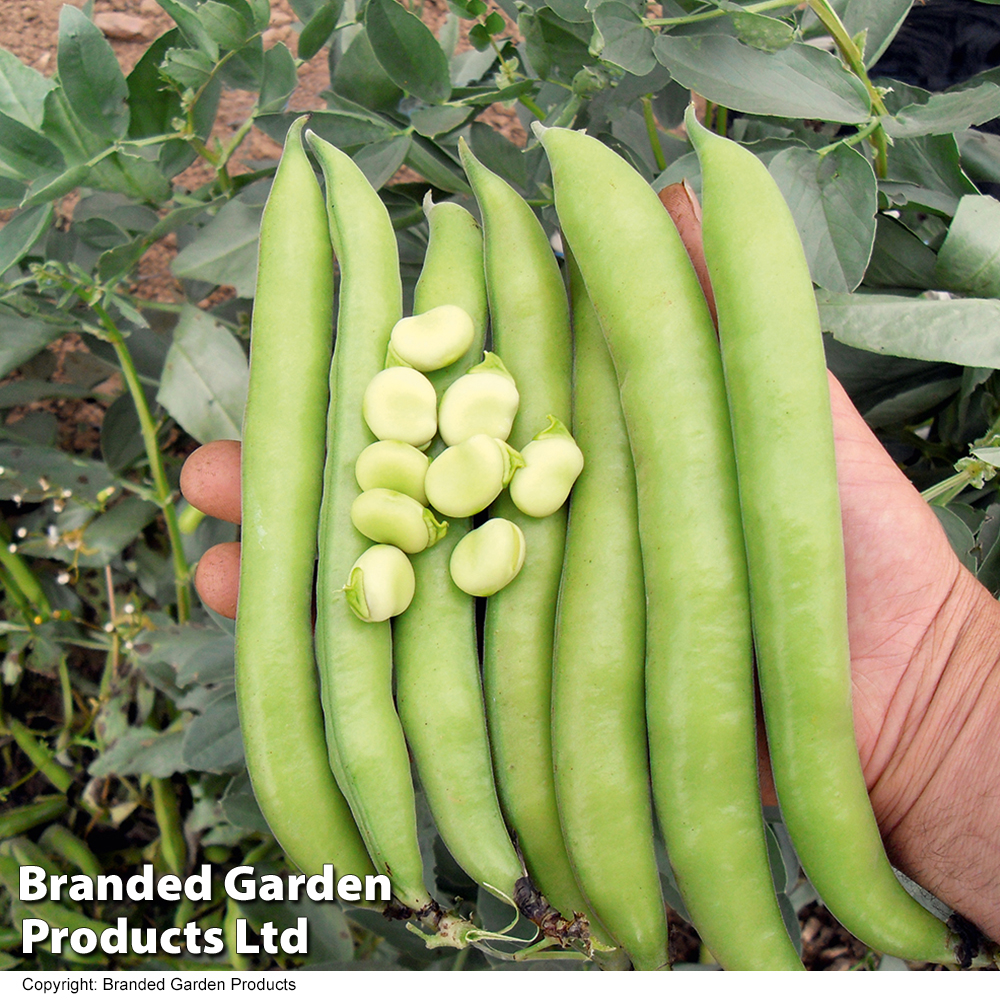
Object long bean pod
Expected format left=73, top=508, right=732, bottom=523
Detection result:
left=538, top=123, right=803, bottom=970
left=552, top=252, right=668, bottom=970
left=685, top=108, right=958, bottom=965
left=236, top=117, right=374, bottom=886
left=457, top=141, right=606, bottom=943
left=307, top=131, right=431, bottom=916
left=394, top=198, right=526, bottom=906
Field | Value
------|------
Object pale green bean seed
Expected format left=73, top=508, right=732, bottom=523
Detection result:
left=355, top=441, right=430, bottom=505
left=449, top=518, right=526, bottom=597
left=425, top=434, right=524, bottom=518
left=362, top=367, right=437, bottom=448
left=387, top=304, right=476, bottom=372
left=438, top=352, right=519, bottom=446
left=509, top=416, right=585, bottom=518
left=350, top=488, right=447, bottom=554
left=344, top=544, right=415, bottom=623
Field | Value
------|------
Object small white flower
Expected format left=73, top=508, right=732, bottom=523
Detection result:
left=57, top=572, right=71, bottom=585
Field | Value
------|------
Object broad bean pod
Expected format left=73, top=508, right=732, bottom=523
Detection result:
left=393, top=198, right=527, bottom=909
left=686, top=108, right=958, bottom=966
left=550, top=251, right=668, bottom=971
left=236, top=117, right=374, bottom=888
left=458, top=139, right=609, bottom=946
left=307, top=131, right=434, bottom=918
left=538, top=123, right=803, bottom=970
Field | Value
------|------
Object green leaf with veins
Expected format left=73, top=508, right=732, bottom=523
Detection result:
left=56, top=5, right=130, bottom=144
left=365, top=0, right=452, bottom=105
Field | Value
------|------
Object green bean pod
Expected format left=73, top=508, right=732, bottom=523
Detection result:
left=686, top=109, right=957, bottom=965
left=306, top=131, right=429, bottom=914
left=394, top=197, right=527, bottom=907
left=236, top=117, right=374, bottom=887
left=458, top=140, right=605, bottom=940
left=551, top=252, right=668, bottom=971
left=538, top=123, right=803, bottom=971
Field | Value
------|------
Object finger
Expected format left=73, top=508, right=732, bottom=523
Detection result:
left=194, top=542, right=240, bottom=619
left=180, top=439, right=242, bottom=525
left=658, top=180, right=718, bottom=327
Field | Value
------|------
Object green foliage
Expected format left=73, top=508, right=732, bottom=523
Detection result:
left=2, top=0, right=1000, bottom=973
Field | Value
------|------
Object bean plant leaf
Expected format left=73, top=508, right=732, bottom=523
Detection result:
left=0, top=443, right=117, bottom=506
left=89, top=726, right=187, bottom=779
left=56, top=5, right=130, bottom=144
left=863, top=215, right=938, bottom=290
left=182, top=688, right=244, bottom=773
left=156, top=306, right=249, bottom=443
left=935, top=195, right=1000, bottom=298
left=352, top=134, right=412, bottom=190
left=730, top=11, right=795, bottom=53
left=156, top=0, right=221, bottom=59
left=258, top=42, right=299, bottom=114
left=0, top=111, right=65, bottom=182
left=884, top=132, right=978, bottom=201
left=365, top=0, right=452, bottom=106
left=75, top=496, right=162, bottom=568
left=836, top=0, right=913, bottom=67
left=591, top=3, right=656, bottom=77
left=100, top=391, right=148, bottom=474
left=653, top=35, right=871, bottom=123
left=298, top=0, right=346, bottom=61
left=957, top=128, right=1000, bottom=188
left=161, top=47, right=216, bottom=91
left=132, top=623, right=235, bottom=687
left=330, top=28, right=405, bottom=113
left=199, top=0, right=254, bottom=51
left=767, top=144, right=877, bottom=293
left=519, top=6, right=595, bottom=83
left=884, top=83, right=1000, bottom=139
left=547, top=0, right=592, bottom=21
left=256, top=109, right=399, bottom=150
left=222, top=771, right=271, bottom=833
left=818, top=290, right=1000, bottom=368
left=0, top=204, right=53, bottom=275
left=409, top=104, right=475, bottom=138
left=468, top=120, right=528, bottom=192
left=932, top=506, right=978, bottom=571
left=0, top=48, right=55, bottom=128
left=0, top=312, right=68, bottom=379
left=171, top=191, right=266, bottom=298
left=404, top=135, right=472, bottom=194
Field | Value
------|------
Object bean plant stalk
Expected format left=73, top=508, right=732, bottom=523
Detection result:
left=91, top=300, right=192, bottom=623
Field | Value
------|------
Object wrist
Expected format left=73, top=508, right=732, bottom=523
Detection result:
left=869, top=567, right=1000, bottom=942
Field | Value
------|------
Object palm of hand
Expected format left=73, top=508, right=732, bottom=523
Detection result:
left=828, top=373, right=962, bottom=788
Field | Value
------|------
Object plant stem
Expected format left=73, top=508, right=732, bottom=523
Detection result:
left=520, top=94, right=546, bottom=120
left=642, top=95, right=667, bottom=172
left=151, top=776, right=187, bottom=875
left=817, top=115, right=882, bottom=156
left=57, top=655, right=74, bottom=750
left=716, top=105, right=729, bottom=138
left=805, top=0, right=890, bottom=176
left=0, top=520, right=51, bottom=620
left=5, top=717, right=74, bottom=794
left=92, top=302, right=191, bottom=623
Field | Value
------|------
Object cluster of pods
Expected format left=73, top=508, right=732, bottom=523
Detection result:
left=234, top=111, right=970, bottom=968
